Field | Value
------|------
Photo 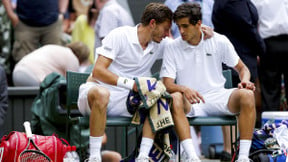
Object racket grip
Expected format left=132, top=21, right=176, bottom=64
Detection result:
left=23, top=121, right=32, bottom=138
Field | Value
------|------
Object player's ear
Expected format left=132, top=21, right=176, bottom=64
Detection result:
left=196, top=20, right=202, bottom=26
left=149, top=19, right=156, bottom=29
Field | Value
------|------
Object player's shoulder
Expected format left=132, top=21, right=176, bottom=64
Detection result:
left=206, top=31, right=231, bottom=45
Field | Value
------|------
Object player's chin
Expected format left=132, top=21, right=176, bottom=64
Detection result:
left=154, top=37, right=164, bottom=43
left=154, top=39, right=161, bottom=43
left=181, top=35, right=187, bottom=40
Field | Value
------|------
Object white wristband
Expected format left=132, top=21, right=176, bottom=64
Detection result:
left=117, top=77, right=135, bottom=90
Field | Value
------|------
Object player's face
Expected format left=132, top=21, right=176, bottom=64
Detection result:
left=151, top=20, right=171, bottom=43
left=176, top=17, right=201, bottom=43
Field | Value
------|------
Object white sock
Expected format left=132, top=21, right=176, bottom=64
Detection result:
left=90, top=136, right=103, bottom=158
left=138, top=137, right=154, bottom=157
left=238, top=140, right=252, bottom=160
left=181, top=139, right=199, bottom=159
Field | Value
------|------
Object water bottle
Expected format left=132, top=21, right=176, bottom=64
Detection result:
left=71, top=146, right=80, bottom=162
left=169, top=150, right=177, bottom=162
left=169, top=144, right=178, bottom=162
left=63, top=146, right=73, bottom=162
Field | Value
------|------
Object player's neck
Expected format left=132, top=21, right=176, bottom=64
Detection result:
left=137, top=24, right=151, bottom=50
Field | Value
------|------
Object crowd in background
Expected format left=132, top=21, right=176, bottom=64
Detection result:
left=0, top=0, right=287, bottom=160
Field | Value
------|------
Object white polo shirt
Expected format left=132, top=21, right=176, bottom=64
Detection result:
left=160, top=32, right=239, bottom=94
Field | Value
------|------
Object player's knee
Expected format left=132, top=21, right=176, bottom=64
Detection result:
left=171, top=92, right=183, bottom=105
left=239, top=89, right=255, bottom=108
left=170, top=92, right=184, bottom=113
left=88, top=87, right=110, bottom=106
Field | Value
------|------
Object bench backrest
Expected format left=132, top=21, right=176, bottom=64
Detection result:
left=66, top=71, right=90, bottom=109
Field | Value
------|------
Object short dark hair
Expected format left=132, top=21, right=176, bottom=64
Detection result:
left=173, top=3, right=202, bottom=25
left=141, top=3, right=173, bottom=26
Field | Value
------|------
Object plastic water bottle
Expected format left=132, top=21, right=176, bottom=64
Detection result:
left=71, top=146, right=80, bottom=162
left=169, top=144, right=178, bottom=162
left=169, top=150, right=177, bottom=162
left=63, top=146, right=73, bottom=162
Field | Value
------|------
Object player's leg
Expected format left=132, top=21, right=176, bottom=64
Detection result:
left=136, top=117, right=155, bottom=161
left=88, top=86, right=109, bottom=160
left=78, top=83, right=110, bottom=161
left=170, top=92, right=200, bottom=161
left=228, top=89, right=256, bottom=161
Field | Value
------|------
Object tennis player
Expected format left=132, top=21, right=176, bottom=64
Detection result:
left=160, top=3, right=256, bottom=162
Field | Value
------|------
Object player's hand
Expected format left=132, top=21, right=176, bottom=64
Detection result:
left=183, top=88, right=205, bottom=104
left=238, top=81, right=256, bottom=91
left=201, top=25, right=214, bottom=40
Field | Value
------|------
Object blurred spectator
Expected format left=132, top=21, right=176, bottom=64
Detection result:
left=251, top=0, right=288, bottom=112
left=12, top=42, right=89, bottom=86
left=0, top=1, right=13, bottom=85
left=0, top=65, right=8, bottom=137
left=202, top=0, right=214, bottom=28
left=2, top=0, right=69, bottom=62
left=62, top=0, right=93, bottom=35
left=73, top=0, right=93, bottom=17
left=72, top=2, right=98, bottom=65
left=213, top=0, right=265, bottom=129
left=94, top=0, right=134, bottom=48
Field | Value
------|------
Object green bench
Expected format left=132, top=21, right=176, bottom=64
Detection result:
left=65, top=70, right=237, bottom=158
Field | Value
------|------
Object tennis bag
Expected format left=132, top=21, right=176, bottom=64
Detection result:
left=0, top=131, right=70, bottom=162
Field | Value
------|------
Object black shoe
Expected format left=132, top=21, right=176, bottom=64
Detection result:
left=220, top=151, right=232, bottom=162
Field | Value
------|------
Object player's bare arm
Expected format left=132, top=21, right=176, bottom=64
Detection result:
left=89, top=55, right=118, bottom=85
left=234, top=59, right=256, bottom=91
left=88, top=55, right=138, bottom=91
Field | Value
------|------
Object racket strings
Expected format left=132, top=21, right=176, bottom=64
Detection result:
left=19, top=150, right=51, bottom=162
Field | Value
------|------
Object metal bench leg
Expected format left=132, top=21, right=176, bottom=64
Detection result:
left=230, top=124, right=234, bottom=156
left=125, top=126, right=128, bottom=157
left=234, top=123, right=238, bottom=157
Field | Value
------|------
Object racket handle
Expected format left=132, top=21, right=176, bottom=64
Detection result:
left=23, top=121, right=32, bottom=138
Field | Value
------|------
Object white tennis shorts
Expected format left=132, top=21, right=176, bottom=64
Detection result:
left=187, top=88, right=238, bottom=117
left=77, top=82, right=132, bottom=117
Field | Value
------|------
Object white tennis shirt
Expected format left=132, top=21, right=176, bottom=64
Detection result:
left=160, top=32, right=239, bottom=94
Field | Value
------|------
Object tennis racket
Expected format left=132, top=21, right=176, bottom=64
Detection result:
left=17, top=121, right=52, bottom=162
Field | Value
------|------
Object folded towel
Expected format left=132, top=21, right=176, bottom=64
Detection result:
left=124, top=77, right=176, bottom=161
left=134, top=77, right=167, bottom=109
left=131, top=77, right=174, bottom=132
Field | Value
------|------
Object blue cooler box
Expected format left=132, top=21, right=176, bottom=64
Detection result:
left=261, top=111, right=288, bottom=126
